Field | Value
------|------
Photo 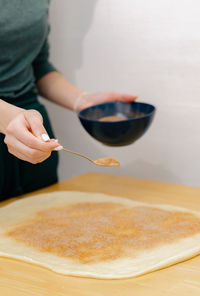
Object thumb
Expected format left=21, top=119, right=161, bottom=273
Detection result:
left=24, top=109, right=50, bottom=141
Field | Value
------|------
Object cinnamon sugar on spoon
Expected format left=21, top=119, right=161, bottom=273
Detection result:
left=93, top=157, right=120, bottom=167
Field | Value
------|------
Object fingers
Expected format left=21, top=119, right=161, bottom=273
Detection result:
left=105, top=92, right=138, bottom=103
left=24, top=110, right=48, bottom=140
left=118, top=93, right=138, bottom=102
left=4, top=109, right=61, bottom=164
left=7, top=135, right=51, bottom=164
left=6, top=111, right=59, bottom=152
left=77, top=92, right=138, bottom=111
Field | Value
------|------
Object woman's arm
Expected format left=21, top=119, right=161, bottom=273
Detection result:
left=37, top=71, right=83, bottom=110
left=37, top=71, right=137, bottom=112
left=0, top=100, right=23, bottom=134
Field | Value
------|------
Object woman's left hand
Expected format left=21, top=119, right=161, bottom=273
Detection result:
left=75, top=91, right=137, bottom=112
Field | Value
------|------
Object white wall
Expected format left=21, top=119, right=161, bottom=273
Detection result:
left=42, top=0, right=200, bottom=186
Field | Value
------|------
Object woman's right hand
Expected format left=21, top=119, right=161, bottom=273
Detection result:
left=4, top=109, right=60, bottom=164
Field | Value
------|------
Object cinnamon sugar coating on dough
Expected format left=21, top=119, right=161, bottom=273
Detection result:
left=7, top=203, right=200, bottom=264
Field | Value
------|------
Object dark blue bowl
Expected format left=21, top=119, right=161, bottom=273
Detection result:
left=78, top=101, right=156, bottom=146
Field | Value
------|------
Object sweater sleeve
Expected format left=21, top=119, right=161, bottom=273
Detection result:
left=32, top=27, right=57, bottom=82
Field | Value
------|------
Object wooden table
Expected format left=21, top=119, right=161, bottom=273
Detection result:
left=0, top=172, right=200, bottom=296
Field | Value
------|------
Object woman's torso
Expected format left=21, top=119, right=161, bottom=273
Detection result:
left=0, top=0, right=50, bottom=98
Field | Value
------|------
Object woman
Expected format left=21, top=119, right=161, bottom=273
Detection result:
left=0, top=1, right=136, bottom=200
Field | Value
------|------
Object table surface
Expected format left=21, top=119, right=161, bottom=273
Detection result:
left=0, top=172, right=200, bottom=296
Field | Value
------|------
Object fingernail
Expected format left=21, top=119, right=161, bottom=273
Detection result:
left=54, top=145, right=63, bottom=151
left=41, top=134, right=50, bottom=142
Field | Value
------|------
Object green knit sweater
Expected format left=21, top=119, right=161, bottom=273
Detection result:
left=0, top=0, right=56, bottom=99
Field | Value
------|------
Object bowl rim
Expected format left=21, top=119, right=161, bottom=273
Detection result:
left=78, top=101, right=156, bottom=123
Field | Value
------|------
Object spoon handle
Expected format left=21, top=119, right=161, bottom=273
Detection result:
left=61, top=148, right=93, bottom=163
